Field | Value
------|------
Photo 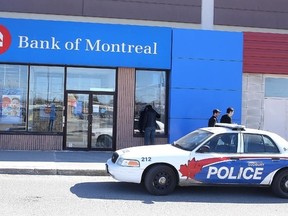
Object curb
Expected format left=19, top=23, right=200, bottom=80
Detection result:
left=0, top=168, right=109, bottom=176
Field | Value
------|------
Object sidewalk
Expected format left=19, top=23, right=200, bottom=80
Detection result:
left=0, top=150, right=113, bottom=176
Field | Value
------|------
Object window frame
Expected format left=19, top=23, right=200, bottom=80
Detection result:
left=133, top=69, right=169, bottom=137
left=28, top=65, right=65, bottom=133
left=202, top=133, right=239, bottom=154
left=0, top=64, right=29, bottom=132
left=243, top=133, right=280, bottom=154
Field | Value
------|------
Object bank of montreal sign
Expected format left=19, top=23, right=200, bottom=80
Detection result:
left=0, top=18, right=172, bottom=69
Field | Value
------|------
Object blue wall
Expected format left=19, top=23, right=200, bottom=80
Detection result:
left=169, top=29, right=243, bottom=142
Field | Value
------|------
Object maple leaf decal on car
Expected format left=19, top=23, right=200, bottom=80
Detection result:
left=179, top=157, right=229, bottom=179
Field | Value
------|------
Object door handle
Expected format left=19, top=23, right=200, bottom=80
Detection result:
left=230, top=157, right=239, bottom=161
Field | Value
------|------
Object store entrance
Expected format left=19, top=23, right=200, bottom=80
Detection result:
left=65, top=91, right=114, bottom=150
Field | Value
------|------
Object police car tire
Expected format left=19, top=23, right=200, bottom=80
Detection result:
left=271, top=169, right=288, bottom=198
left=144, top=165, right=177, bottom=196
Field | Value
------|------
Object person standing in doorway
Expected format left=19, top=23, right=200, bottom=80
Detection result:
left=143, top=105, right=160, bottom=145
left=208, top=109, right=221, bottom=127
left=220, top=107, right=234, bottom=124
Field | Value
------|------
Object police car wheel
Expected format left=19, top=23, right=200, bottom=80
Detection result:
left=271, top=169, right=288, bottom=198
left=144, top=165, right=177, bottom=195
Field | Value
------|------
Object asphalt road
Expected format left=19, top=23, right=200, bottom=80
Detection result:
left=0, top=175, right=287, bottom=216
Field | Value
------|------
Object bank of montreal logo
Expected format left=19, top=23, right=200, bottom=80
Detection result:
left=0, top=25, right=12, bottom=54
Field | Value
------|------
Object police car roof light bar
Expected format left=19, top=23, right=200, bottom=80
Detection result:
left=215, top=123, right=246, bottom=131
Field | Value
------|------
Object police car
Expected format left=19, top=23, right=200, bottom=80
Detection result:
left=106, top=123, right=288, bottom=198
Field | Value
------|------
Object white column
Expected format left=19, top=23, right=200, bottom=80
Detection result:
left=201, top=0, right=214, bottom=30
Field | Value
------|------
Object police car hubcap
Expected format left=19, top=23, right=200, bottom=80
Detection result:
left=285, top=180, right=288, bottom=189
left=158, top=177, right=167, bottom=185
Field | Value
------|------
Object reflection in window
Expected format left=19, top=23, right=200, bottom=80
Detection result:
left=134, top=70, right=166, bottom=135
left=0, top=64, right=28, bottom=131
left=67, top=67, right=116, bottom=91
left=28, top=66, right=64, bottom=132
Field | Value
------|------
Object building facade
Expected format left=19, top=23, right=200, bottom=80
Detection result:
left=0, top=0, right=288, bottom=151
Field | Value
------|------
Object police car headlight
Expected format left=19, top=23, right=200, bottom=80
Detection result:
left=117, top=158, right=140, bottom=167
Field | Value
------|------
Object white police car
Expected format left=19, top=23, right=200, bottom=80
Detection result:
left=106, top=123, right=288, bottom=198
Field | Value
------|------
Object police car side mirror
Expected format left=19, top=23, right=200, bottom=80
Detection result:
left=197, top=145, right=210, bottom=153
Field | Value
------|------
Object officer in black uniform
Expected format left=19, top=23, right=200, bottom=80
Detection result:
left=208, top=109, right=221, bottom=127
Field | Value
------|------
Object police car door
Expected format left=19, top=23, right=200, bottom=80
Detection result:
left=194, top=133, right=241, bottom=184
left=238, top=133, right=282, bottom=185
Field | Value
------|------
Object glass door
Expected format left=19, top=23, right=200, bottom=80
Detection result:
left=66, top=93, right=89, bottom=149
left=91, top=94, right=114, bottom=149
left=65, top=92, right=114, bottom=150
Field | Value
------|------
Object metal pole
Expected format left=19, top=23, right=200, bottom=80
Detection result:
left=201, top=0, right=214, bottom=30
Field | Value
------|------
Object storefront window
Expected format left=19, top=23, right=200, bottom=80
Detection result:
left=28, top=66, right=64, bottom=132
left=67, top=67, right=115, bottom=91
left=0, top=64, right=28, bottom=131
left=134, top=70, right=166, bottom=135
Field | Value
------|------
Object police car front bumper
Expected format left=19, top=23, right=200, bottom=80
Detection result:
left=106, top=158, right=143, bottom=184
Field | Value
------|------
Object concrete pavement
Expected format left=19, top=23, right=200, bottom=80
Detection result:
left=0, top=150, right=113, bottom=176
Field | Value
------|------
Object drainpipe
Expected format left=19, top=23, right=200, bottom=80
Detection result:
left=201, top=0, right=214, bottom=30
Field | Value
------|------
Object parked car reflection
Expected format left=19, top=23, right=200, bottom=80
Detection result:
left=133, top=118, right=165, bottom=135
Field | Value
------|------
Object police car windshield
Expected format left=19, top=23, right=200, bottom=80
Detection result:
left=173, top=129, right=213, bottom=151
